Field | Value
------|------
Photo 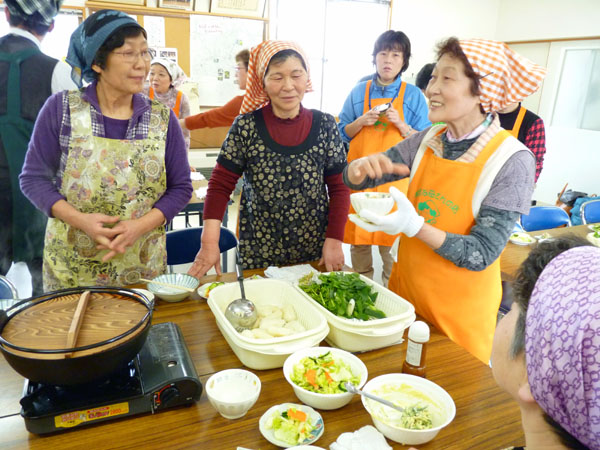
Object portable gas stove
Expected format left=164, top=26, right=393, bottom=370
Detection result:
left=20, top=322, right=202, bottom=434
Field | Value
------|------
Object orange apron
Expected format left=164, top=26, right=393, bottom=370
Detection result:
left=344, top=80, right=409, bottom=247
left=149, top=87, right=183, bottom=118
left=508, top=105, right=526, bottom=138
left=388, top=129, right=512, bottom=363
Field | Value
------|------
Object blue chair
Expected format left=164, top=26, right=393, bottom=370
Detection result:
left=520, top=206, right=571, bottom=232
left=0, top=275, right=18, bottom=300
left=166, top=226, right=238, bottom=270
left=581, top=199, right=600, bottom=225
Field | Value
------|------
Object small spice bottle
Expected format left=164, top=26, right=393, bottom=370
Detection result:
left=402, top=321, right=430, bottom=378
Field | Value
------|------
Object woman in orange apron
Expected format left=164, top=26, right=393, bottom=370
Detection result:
left=338, top=30, right=430, bottom=286
left=498, top=102, right=547, bottom=182
left=345, top=38, right=546, bottom=363
left=146, top=57, right=191, bottom=154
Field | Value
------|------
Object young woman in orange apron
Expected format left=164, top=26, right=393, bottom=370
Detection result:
left=339, top=30, right=430, bottom=286
left=345, top=38, right=546, bottom=363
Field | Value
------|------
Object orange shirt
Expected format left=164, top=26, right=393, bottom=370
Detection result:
left=184, top=95, right=243, bottom=129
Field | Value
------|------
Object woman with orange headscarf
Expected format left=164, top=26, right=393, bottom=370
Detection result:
left=345, top=38, right=546, bottom=363
left=188, top=41, right=350, bottom=276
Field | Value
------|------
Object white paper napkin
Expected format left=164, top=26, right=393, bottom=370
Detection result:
left=264, top=264, right=320, bottom=284
left=329, top=425, right=392, bottom=450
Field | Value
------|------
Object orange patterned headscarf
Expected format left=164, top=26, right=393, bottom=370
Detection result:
left=240, top=40, right=313, bottom=115
left=459, top=39, right=547, bottom=113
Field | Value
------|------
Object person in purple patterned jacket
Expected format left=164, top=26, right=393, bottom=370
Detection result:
left=492, top=236, right=599, bottom=450
left=19, top=10, right=192, bottom=291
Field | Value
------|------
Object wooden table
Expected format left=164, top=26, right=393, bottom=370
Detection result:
left=500, top=224, right=592, bottom=282
left=0, top=269, right=525, bottom=449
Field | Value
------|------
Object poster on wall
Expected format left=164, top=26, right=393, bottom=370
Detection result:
left=159, top=0, right=194, bottom=10
left=153, top=47, right=179, bottom=64
left=189, top=14, right=263, bottom=106
left=210, top=0, right=266, bottom=18
left=143, top=16, right=165, bottom=48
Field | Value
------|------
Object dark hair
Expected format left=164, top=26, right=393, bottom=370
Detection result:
left=510, top=235, right=589, bottom=357
left=235, top=49, right=250, bottom=70
left=371, top=30, right=411, bottom=75
left=543, top=413, right=589, bottom=449
left=5, top=0, right=52, bottom=35
left=265, top=49, right=307, bottom=75
left=415, top=63, right=435, bottom=91
left=91, top=25, right=147, bottom=80
left=435, top=37, right=480, bottom=97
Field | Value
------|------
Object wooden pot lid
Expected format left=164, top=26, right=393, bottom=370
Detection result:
left=1, top=291, right=150, bottom=359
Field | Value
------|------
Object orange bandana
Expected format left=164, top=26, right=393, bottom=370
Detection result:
left=239, top=40, right=313, bottom=114
left=459, top=39, right=546, bottom=113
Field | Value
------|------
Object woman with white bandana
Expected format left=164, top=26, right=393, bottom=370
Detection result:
left=188, top=41, right=350, bottom=277
left=492, top=237, right=599, bottom=449
left=344, top=38, right=546, bottom=363
left=19, top=10, right=192, bottom=291
left=144, top=57, right=191, bottom=153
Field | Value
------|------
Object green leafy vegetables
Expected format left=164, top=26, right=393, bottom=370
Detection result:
left=299, top=272, right=386, bottom=320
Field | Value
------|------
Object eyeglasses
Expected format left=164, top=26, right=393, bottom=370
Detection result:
left=113, top=49, right=156, bottom=63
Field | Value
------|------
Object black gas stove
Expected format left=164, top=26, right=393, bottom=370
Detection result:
left=20, top=322, right=202, bottom=434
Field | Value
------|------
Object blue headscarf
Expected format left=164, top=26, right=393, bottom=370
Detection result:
left=66, top=9, right=144, bottom=87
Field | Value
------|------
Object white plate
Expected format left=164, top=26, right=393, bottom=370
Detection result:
left=197, top=282, right=226, bottom=299
left=509, top=232, right=536, bottom=246
left=588, top=224, right=600, bottom=232
left=259, top=403, right=324, bottom=448
left=587, top=232, right=600, bottom=247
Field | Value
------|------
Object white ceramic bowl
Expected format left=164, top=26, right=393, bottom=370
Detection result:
left=147, top=273, right=199, bottom=302
left=361, top=373, right=456, bottom=446
left=283, top=346, right=368, bottom=410
left=205, top=369, right=261, bottom=419
left=351, top=192, right=394, bottom=217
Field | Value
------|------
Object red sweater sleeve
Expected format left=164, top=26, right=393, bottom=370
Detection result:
left=203, top=163, right=240, bottom=221
left=325, top=172, right=351, bottom=240
left=185, top=95, right=243, bottom=129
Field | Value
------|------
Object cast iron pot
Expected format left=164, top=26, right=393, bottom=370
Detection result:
left=0, top=286, right=153, bottom=386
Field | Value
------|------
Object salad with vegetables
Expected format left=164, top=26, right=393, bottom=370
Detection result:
left=299, top=272, right=386, bottom=320
left=291, top=351, right=360, bottom=394
left=510, top=232, right=536, bottom=244
left=264, top=406, right=316, bottom=446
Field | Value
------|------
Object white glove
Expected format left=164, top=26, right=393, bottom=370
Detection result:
left=349, top=186, right=424, bottom=237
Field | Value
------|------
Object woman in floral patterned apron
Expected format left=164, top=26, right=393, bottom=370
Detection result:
left=345, top=38, right=546, bottom=363
left=20, top=10, right=192, bottom=291
left=188, top=41, right=350, bottom=277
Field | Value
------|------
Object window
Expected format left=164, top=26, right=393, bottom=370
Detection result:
left=551, top=48, right=600, bottom=131
left=270, top=0, right=390, bottom=115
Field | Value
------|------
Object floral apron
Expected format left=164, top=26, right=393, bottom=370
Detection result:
left=43, top=91, right=168, bottom=291
left=344, top=80, right=409, bottom=247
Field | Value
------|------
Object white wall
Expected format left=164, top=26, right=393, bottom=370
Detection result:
left=496, top=0, right=600, bottom=42
left=391, top=0, right=501, bottom=82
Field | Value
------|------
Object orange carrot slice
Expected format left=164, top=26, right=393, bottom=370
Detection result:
left=288, top=408, right=307, bottom=422
left=324, top=371, right=333, bottom=383
left=305, top=369, right=318, bottom=388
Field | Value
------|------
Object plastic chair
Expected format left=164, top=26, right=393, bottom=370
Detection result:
left=581, top=199, right=600, bottom=224
left=520, top=206, right=571, bottom=232
left=166, top=226, right=238, bottom=270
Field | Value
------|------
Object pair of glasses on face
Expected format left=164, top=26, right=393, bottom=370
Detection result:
left=113, top=48, right=156, bottom=63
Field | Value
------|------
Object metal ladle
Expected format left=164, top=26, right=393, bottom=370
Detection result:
left=345, top=382, right=405, bottom=413
left=224, top=256, right=258, bottom=332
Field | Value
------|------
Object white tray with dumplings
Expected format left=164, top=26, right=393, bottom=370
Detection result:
left=207, top=279, right=329, bottom=370
left=295, top=272, right=416, bottom=352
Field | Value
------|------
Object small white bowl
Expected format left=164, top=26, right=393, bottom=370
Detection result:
left=283, top=346, right=368, bottom=410
left=147, top=273, right=199, bottom=302
left=205, top=369, right=261, bottom=419
left=361, top=373, right=455, bottom=445
left=351, top=192, right=394, bottom=217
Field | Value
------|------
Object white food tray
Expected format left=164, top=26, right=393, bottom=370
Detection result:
left=294, top=272, right=416, bottom=352
left=208, top=279, right=329, bottom=370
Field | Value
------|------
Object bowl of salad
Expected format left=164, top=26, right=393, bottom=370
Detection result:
left=360, top=373, right=455, bottom=445
left=283, top=346, right=368, bottom=410
left=351, top=192, right=395, bottom=217
left=259, top=403, right=324, bottom=448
